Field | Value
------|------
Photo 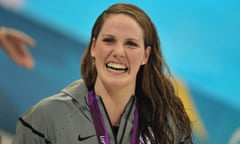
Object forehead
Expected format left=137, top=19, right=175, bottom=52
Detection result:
left=100, top=14, right=143, bottom=39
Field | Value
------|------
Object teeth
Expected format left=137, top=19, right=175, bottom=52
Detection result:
left=106, top=63, right=128, bottom=71
left=108, top=63, right=126, bottom=69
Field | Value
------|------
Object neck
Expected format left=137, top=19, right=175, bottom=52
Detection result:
left=94, top=78, right=135, bottom=125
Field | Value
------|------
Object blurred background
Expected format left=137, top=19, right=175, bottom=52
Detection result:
left=0, top=0, right=239, bottom=143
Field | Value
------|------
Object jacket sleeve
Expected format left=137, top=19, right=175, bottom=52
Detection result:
left=12, top=100, right=54, bottom=144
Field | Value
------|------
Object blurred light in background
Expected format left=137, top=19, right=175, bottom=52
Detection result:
left=0, top=0, right=25, bottom=10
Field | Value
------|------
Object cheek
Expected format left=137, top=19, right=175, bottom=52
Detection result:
left=94, top=44, right=110, bottom=60
left=128, top=50, right=145, bottom=65
left=127, top=51, right=144, bottom=75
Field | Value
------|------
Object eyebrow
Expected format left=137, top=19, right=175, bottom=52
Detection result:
left=101, top=34, right=140, bottom=42
left=101, top=34, right=114, bottom=37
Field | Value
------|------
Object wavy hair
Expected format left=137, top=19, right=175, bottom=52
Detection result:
left=81, top=3, right=192, bottom=144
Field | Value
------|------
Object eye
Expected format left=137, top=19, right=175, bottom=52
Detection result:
left=126, top=41, right=138, bottom=47
left=102, top=37, right=114, bottom=43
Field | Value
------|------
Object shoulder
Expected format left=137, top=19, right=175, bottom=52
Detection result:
left=21, top=79, right=88, bottom=121
left=20, top=94, right=71, bottom=127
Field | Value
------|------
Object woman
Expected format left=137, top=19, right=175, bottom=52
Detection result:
left=12, top=3, right=192, bottom=144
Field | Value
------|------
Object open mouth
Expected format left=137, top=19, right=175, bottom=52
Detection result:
left=106, top=63, right=128, bottom=72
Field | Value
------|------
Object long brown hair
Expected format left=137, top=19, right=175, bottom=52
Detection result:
left=81, top=3, right=192, bottom=144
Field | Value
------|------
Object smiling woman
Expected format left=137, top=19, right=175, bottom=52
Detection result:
left=12, top=3, right=193, bottom=144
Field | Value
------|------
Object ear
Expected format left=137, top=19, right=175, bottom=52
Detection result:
left=90, top=38, right=96, bottom=57
left=142, top=46, right=151, bottom=65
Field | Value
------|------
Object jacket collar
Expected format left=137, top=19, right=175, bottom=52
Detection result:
left=61, top=79, right=88, bottom=105
left=61, top=79, right=92, bottom=122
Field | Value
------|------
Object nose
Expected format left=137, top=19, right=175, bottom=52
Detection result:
left=112, top=43, right=125, bottom=58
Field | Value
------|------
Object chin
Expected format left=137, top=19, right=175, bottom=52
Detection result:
left=107, top=77, right=135, bottom=88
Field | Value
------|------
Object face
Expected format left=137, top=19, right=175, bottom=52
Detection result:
left=91, top=14, right=151, bottom=90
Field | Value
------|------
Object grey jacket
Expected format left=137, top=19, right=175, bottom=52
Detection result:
left=12, top=80, right=190, bottom=144
left=12, top=80, right=137, bottom=144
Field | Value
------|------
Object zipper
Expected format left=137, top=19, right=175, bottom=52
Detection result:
left=98, top=97, right=118, bottom=144
left=119, top=98, right=135, bottom=144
